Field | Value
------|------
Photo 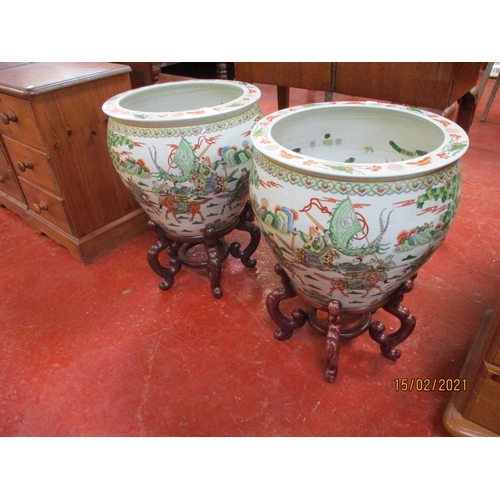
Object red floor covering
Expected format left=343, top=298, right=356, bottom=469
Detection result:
left=1, top=75, right=499, bottom=437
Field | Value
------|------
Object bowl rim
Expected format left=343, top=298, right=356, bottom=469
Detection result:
left=251, top=101, right=469, bottom=180
left=102, top=79, right=261, bottom=124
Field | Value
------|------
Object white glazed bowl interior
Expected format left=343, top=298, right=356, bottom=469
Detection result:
left=118, top=81, right=244, bottom=113
left=271, top=106, right=444, bottom=164
left=251, top=102, right=468, bottom=182
left=103, top=80, right=261, bottom=127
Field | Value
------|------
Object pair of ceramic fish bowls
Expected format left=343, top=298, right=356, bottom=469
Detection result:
left=102, top=79, right=468, bottom=381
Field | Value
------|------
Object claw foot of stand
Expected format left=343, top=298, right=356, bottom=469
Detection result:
left=147, top=220, right=182, bottom=291
left=230, top=200, right=261, bottom=268
left=266, top=264, right=307, bottom=340
left=369, top=275, right=417, bottom=361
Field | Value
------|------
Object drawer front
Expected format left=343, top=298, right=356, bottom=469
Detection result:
left=18, top=177, right=72, bottom=234
left=0, top=142, right=9, bottom=168
left=0, top=163, right=25, bottom=203
left=466, top=363, right=500, bottom=434
left=3, top=136, right=59, bottom=193
left=0, top=93, right=46, bottom=150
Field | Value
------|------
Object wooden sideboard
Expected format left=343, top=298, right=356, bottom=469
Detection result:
left=0, top=62, right=149, bottom=263
left=234, top=62, right=482, bottom=132
left=443, top=304, right=500, bottom=436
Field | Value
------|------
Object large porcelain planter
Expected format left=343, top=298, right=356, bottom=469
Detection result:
left=102, top=80, right=261, bottom=239
left=250, top=102, right=469, bottom=311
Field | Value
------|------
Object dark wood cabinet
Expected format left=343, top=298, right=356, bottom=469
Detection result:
left=234, top=62, right=482, bottom=132
left=0, top=62, right=149, bottom=263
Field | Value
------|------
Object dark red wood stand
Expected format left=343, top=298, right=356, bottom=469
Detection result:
left=147, top=201, right=260, bottom=299
left=267, top=264, right=417, bottom=382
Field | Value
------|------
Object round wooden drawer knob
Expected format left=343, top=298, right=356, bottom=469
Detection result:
left=32, top=201, right=48, bottom=213
left=17, top=159, right=34, bottom=172
left=0, top=110, right=18, bottom=125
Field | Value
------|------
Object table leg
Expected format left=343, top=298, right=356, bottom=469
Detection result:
left=456, top=90, right=476, bottom=133
left=277, top=86, right=290, bottom=109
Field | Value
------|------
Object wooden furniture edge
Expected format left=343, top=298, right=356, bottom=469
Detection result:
left=0, top=200, right=149, bottom=264
left=0, top=63, right=132, bottom=97
left=443, top=309, right=499, bottom=436
left=77, top=209, right=150, bottom=264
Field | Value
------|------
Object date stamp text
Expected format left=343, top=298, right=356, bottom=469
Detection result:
left=394, top=378, right=466, bottom=392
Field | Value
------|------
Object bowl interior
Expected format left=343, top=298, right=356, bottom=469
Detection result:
left=118, top=81, right=245, bottom=113
left=270, top=106, right=446, bottom=164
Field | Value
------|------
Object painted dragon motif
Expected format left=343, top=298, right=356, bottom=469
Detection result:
left=148, top=137, right=198, bottom=183
left=327, top=199, right=392, bottom=257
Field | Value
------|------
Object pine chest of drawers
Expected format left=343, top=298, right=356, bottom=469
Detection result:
left=0, top=62, right=149, bottom=263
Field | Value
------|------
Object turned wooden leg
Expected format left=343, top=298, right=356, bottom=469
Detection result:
left=324, top=300, right=342, bottom=383
left=216, top=63, right=228, bottom=80
left=456, top=90, right=476, bottom=134
left=369, top=275, right=417, bottom=360
left=277, top=86, right=290, bottom=110
left=307, top=306, right=372, bottom=340
left=230, top=200, right=261, bottom=268
left=266, top=264, right=307, bottom=340
left=204, top=224, right=223, bottom=299
left=147, top=221, right=182, bottom=291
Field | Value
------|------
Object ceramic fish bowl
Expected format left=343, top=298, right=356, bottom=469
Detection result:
left=102, top=80, right=262, bottom=239
left=102, top=80, right=262, bottom=299
left=250, top=101, right=468, bottom=310
left=250, top=101, right=469, bottom=381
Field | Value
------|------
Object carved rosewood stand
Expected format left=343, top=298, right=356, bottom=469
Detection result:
left=147, top=201, right=260, bottom=299
left=267, top=264, right=417, bottom=383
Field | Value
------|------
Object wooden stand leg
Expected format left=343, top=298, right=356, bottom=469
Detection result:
left=369, top=275, right=417, bottom=360
left=324, top=301, right=342, bottom=383
left=204, top=224, right=223, bottom=299
left=266, top=264, right=307, bottom=340
left=265, top=262, right=420, bottom=382
left=146, top=203, right=260, bottom=299
left=147, top=220, right=182, bottom=291
left=307, top=306, right=372, bottom=340
left=230, top=200, right=261, bottom=268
